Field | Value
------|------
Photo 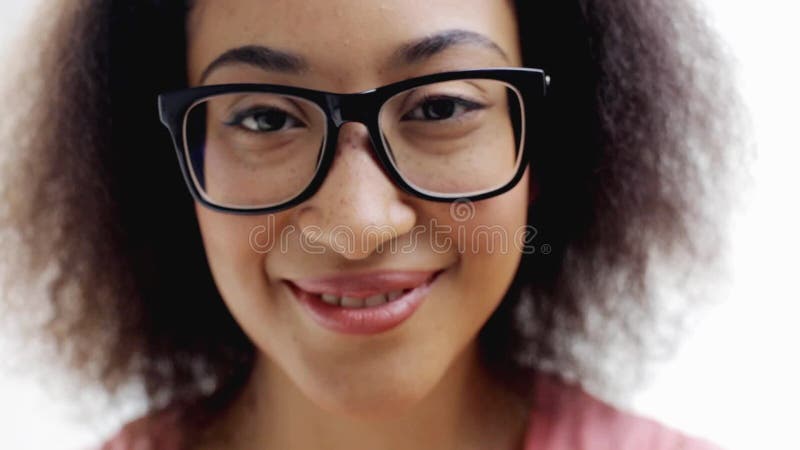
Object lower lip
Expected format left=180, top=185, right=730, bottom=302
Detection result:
left=286, top=271, right=442, bottom=335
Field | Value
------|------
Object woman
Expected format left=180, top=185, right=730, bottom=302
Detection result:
left=0, top=0, right=739, bottom=449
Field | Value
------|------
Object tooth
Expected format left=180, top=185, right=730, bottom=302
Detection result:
left=321, top=294, right=340, bottom=305
left=365, top=294, right=388, bottom=306
left=387, top=290, right=403, bottom=301
left=340, top=296, right=365, bottom=308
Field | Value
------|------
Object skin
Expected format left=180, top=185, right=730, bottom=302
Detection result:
left=187, top=1, right=532, bottom=449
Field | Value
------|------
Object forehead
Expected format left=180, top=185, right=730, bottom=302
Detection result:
left=187, top=0, right=521, bottom=88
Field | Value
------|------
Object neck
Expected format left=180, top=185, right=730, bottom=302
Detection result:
left=196, top=342, right=530, bottom=450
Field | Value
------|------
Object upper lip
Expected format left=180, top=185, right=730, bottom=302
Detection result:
left=287, top=269, right=442, bottom=298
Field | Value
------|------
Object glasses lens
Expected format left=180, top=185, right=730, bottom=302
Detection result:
left=183, top=92, right=327, bottom=209
left=379, top=79, right=524, bottom=197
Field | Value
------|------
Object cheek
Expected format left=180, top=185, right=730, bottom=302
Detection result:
left=459, top=169, right=529, bottom=262
left=432, top=169, right=529, bottom=327
left=194, top=205, right=279, bottom=304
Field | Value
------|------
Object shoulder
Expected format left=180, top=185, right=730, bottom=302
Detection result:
left=522, top=372, right=723, bottom=450
left=96, top=406, right=185, bottom=450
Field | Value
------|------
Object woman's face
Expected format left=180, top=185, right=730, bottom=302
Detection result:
left=188, top=0, right=529, bottom=416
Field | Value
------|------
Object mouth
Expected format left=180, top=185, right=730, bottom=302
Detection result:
left=284, top=269, right=445, bottom=335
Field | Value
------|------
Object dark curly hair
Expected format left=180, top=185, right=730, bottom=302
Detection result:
left=0, top=0, right=741, bottom=431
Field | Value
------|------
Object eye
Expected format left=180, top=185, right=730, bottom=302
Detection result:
left=227, top=107, right=305, bottom=132
left=401, top=96, right=485, bottom=121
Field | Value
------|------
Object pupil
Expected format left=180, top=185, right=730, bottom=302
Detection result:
left=256, top=110, right=286, bottom=130
left=424, top=99, right=455, bottom=120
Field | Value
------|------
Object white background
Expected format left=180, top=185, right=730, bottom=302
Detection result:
left=1, top=1, right=798, bottom=449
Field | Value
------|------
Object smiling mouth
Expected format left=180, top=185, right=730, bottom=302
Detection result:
left=284, top=269, right=446, bottom=335
left=314, top=289, right=411, bottom=308
left=288, top=269, right=443, bottom=308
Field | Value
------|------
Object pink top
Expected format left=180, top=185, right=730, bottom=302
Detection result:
left=98, top=372, right=722, bottom=450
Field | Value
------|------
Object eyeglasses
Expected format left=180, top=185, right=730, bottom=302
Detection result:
left=157, top=67, right=549, bottom=215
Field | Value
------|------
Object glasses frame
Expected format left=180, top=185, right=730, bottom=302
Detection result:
left=158, top=67, right=549, bottom=215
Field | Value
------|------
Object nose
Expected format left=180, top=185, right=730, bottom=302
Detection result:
left=294, top=123, right=417, bottom=260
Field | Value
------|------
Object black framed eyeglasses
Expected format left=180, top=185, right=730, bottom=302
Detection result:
left=157, top=67, right=549, bottom=215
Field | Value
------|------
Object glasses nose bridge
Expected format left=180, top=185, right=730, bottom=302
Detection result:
left=326, top=90, right=379, bottom=128
left=322, top=90, right=397, bottom=187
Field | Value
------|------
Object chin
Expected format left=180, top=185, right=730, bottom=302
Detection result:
left=298, top=369, right=435, bottom=420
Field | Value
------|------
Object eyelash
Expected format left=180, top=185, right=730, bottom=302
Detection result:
left=400, top=95, right=486, bottom=121
left=224, top=106, right=305, bottom=133
left=221, top=93, right=486, bottom=133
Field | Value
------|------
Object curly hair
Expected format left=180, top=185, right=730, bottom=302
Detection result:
left=0, top=0, right=741, bottom=428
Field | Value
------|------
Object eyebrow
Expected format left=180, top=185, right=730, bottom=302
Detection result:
left=199, top=45, right=309, bottom=83
left=391, top=29, right=510, bottom=65
left=199, top=29, right=509, bottom=84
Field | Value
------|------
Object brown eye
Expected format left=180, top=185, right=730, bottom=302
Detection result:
left=402, top=96, right=484, bottom=121
left=227, top=107, right=305, bottom=132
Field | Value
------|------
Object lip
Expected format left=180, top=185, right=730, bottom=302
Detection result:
left=285, top=269, right=444, bottom=335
